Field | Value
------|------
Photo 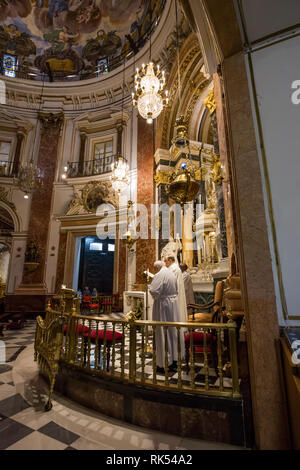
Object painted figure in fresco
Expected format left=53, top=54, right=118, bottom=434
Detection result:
left=82, top=28, right=121, bottom=62
left=0, top=0, right=32, bottom=22
left=44, top=25, right=79, bottom=51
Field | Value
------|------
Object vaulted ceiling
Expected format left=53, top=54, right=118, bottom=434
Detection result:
left=0, top=0, right=166, bottom=80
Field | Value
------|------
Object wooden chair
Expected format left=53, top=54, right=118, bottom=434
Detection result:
left=188, top=280, right=225, bottom=322
left=100, top=295, right=113, bottom=314
left=81, top=295, right=91, bottom=313
left=185, top=309, right=220, bottom=373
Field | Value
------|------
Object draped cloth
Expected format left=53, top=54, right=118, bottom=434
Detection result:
left=149, top=266, right=185, bottom=368
left=168, top=263, right=188, bottom=323
left=182, top=271, right=195, bottom=306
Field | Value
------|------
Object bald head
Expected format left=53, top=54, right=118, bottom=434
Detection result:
left=154, top=260, right=164, bottom=273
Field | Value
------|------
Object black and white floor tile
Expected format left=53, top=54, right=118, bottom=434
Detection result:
left=0, top=318, right=240, bottom=450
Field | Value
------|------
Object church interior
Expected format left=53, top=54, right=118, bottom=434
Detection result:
left=0, top=0, right=299, bottom=451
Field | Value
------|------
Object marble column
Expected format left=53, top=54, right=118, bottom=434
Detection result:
left=78, top=133, right=86, bottom=176
left=216, top=184, right=228, bottom=259
left=136, top=116, right=156, bottom=283
left=217, top=54, right=290, bottom=449
left=12, top=130, right=24, bottom=176
left=55, top=231, right=67, bottom=292
left=157, top=183, right=169, bottom=258
left=20, top=112, right=64, bottom=292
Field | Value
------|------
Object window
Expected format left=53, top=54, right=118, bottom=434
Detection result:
left=96, top=58, right=109, bottom=76
left=0, top=141, right=11, bottom=162
left=89, top=242, right=103, bottom=251
left=108, top=244, right=115, bottom=252
left=3, top=55, right=17, bottom=78
left=93, top=139, right=113, bottom=173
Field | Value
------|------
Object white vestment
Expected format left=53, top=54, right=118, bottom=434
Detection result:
left=182, top=271, right=195, bottom=306
left=149, top=266, right=185, bottom=368
left=168, top=263, right=188, bottom=323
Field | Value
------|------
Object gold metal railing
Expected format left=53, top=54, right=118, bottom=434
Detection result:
left=59, top=309, right=240, bottom=398
left=35, top=302, right=241, bottom=408
left=34, top=302, right=67, bottom=410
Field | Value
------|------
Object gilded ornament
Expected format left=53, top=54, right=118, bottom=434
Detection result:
left=154, top=170, right=171, bottom=185
left=211, top=154, right=223, bottom=185
left=203, top=89, right=216, bottom=115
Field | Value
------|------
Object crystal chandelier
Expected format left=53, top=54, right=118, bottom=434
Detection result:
left=132, top=62, right=168, bottom=124
left=111, top=156, right=129, bottom=194
left=15, top=158, right=43, bottom=199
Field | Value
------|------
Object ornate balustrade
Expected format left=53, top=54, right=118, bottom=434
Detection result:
left=66, top=156, right=118, bottom=178
left=35, top=302, right=241, bottom=411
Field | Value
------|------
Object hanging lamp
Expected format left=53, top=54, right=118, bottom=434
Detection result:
left=132, top=14, right=168, bottom=124
left=166, top=1, right=200, bottom=208
left=14, top=75, right=45, bottom=198
left=111, top=60, right=129, bottom=194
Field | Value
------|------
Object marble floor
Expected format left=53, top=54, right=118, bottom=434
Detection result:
left=0, top=320, right=244, bottom=450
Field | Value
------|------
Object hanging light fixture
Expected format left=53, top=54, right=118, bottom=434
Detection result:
left=16, top=158, right=43, bottom=198
left=132, top=12, right=168, bottom=124
left=111, top=155, right=129, bottom=194
left=172, top=115, right=189, bottom=149
left=111, top=60, right=129, bottom=194
left=166, top=0, right=200, bottom=208
left=132, top=62, right=168, bottom=124
left=14, top=74, right=46, bottom=198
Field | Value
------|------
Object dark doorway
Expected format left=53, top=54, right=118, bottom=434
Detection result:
left=78, top=236, right=115, bottom=294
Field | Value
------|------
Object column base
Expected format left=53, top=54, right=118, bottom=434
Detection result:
left=5, top=284, right=51, bottom=315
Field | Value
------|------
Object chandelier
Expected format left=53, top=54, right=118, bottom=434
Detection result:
left=15, top=158, right=43, bottom=199
left=132, top=62, right=168, bottom=124
left=111, top=155, right=129, bottom=194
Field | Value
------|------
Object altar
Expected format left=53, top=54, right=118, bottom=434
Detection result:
left=123, top=288, right=154, bottom=321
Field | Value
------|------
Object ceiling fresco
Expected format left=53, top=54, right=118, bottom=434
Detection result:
left=0, top=0, right=165, bottom=80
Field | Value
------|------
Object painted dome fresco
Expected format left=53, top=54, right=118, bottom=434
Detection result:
left=0, top=0, right=165, bottom=80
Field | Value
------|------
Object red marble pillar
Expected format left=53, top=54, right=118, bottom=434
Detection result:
left=136, top=116, right=156, bottom=283
left=55, top=231, right=68, bottom=292
left=21, top=112, right=64, bottom=291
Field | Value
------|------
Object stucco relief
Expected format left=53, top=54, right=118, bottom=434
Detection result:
left=65, top=180, right=117, bottom=215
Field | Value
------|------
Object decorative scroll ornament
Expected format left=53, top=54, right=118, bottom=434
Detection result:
left=154, top=170, right=171, bottom=186
left=132, top=62, right=168, bottom=124
left=203, top=88, right=216, bottom=115
left=38, top=112, right=64, bottom=136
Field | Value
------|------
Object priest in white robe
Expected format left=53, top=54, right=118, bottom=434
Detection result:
left=149, top=261, right=185, bottom=372
left=164, top=256, right=188, bottom=323
left=180, top=263, right=195, bottom=314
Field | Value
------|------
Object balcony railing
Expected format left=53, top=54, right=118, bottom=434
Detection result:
left=34, top=302, right=241, bottom=410
left=0, top=161, right=16, bottom=177
left=66, top=157, right=118, bottom=178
